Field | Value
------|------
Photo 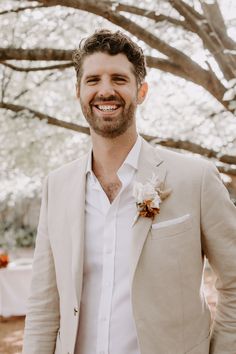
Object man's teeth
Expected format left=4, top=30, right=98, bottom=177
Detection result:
left=97, top=105, right=118, bottom=111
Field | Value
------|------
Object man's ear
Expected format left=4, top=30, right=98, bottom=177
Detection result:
left=137, top=82, right=148, bottom=104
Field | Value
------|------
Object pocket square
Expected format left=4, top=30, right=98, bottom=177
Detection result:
left=151, top=214, right=190, bottom=230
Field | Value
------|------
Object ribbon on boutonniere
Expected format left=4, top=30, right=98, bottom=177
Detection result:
left=132, top=173, right=172, bottom=225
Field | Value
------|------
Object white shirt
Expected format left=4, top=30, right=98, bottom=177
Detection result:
left=75, top=136, right=142, bottom=354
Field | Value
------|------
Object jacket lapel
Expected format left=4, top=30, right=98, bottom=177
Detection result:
left=66, top=154, right=88, bottom=302
left=130, top=139, right=167, bottom=282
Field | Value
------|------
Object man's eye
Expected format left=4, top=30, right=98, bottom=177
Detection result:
left=114, top=77, right=126, bottom=83
left=87, top=79, right=98, bottom=84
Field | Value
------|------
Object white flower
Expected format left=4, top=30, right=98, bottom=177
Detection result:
left=133, top=181, right=156, bottom=203
left=133, top=174, right=171, bottom=220
left=150, top=194, right=161, bottom=208
left=223, top=88, right=235, bottom=101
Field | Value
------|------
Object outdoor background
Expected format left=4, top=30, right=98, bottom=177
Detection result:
left=0, top=0, right=236, bottom=353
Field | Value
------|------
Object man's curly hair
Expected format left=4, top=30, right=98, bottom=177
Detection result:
left=72, top=29, right=147, bottom=85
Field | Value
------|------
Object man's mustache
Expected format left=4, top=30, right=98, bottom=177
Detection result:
left=91, top=95, right=124, bottom=105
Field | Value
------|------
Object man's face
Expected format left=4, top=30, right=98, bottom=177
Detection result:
left=77, top=52, right=148, bottom=138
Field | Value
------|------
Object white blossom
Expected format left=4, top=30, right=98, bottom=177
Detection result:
left=133, top=181, right=157, bottom=203
left=223, top=88, right=235, bottom=101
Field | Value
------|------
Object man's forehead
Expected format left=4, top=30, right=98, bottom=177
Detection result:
left=81, top=52, right=135, bottom=77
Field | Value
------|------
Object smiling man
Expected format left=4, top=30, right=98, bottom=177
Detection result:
left=22, top=30, right=236, bottom=354
left=78, top=52, right=140, bottom=139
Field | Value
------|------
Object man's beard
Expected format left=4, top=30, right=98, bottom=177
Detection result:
left=81, top=98, right=137, bottom=138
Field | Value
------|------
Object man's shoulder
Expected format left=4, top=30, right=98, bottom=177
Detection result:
left=153, top=144, right=215, bottom=174
left=154, top=144, right=199, bottom=162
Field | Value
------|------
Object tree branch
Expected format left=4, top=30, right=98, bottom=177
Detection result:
left=0, top=61, right=73, bottom=72
left=13, top=72, right=56, bottom=101
left=28, top=0, right=230, bottom=108
left=29, top=0, right=211, bottom=69
left=113, top=3, right=193, bottom=32
left=0, top=5, right=45, bottom=15
left=146, top=56, right=198, bottom=82
left=170, top=0, right=236, bottom=79
left=151, top=137, right=236, bottom=165
left=0, top=0, right=233, bottom=110
left=0, top=67, right=13, bottom=102
left=200, top=0, right=236, bottom=77
left=1, top=101, right=236, bottom=170
left=0, top=48, right=72, bottom=61
left=0, top=56, right=193, bottom=82
left=0, top=45, right=229, bottom=109
left=171, top=0, right=204, bottom=21
left=217, top=165, right=236, bottom=177
left=200, top=0, right=236, bottom=50
left=0, top=48, right=190, bottom=80
left=0, top=101, right=90, bottom=135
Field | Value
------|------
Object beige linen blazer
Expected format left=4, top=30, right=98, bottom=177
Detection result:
left=22, top=139, right=236, bottom=354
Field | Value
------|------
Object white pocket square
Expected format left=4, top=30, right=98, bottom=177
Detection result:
left=152, top=214, right=190, bottom=230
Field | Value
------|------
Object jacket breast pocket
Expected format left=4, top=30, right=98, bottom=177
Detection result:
left=151, top=214, right=193, bottom=239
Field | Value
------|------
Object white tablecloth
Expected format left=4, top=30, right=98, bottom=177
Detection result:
left=0, top=260, right=32, bottom=317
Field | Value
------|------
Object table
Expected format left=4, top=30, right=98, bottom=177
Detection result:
left=0, top=259, right=32, bottom=317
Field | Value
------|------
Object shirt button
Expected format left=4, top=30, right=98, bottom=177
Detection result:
left=74, top=307, right=78, bottom=316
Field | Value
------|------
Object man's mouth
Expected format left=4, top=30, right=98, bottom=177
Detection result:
left=95, top=104, right=121, bottom=112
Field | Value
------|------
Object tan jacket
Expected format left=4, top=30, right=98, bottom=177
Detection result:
left=22, top=139, right=236, bottom=354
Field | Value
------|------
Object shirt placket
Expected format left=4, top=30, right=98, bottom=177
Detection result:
left=96, top=194, right=120, bottom=354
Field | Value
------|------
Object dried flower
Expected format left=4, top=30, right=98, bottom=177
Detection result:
left=133, top=174, right=171, bottom=220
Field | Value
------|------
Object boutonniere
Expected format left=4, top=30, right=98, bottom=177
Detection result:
left=133, top=174, right=171, bottom=220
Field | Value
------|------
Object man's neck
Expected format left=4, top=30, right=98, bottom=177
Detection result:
left=91, top=130, right=138, bottom=177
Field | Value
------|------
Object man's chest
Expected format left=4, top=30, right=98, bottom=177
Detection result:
left=96, top=174, right=122, bottom=203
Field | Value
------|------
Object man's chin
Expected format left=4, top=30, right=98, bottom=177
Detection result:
left=91, top=123, right=130, bottom=139
left=93, top=128, right=124, bottom=139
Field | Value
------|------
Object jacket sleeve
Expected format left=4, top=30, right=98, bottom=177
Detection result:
left=22, top=176, right=60, bottom=354
left=200, top=162, right=236, bottom=354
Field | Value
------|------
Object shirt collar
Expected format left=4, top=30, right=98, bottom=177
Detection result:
left=86, top=135, right=142, bottom=175
left=119, top=134, right=142, bottom=172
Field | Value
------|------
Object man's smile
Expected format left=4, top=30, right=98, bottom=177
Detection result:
left=92, top=101, right=123, bottom=115
left=96, top=104, right=120, bottom=112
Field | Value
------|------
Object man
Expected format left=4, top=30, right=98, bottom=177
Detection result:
left=22, top=29, right=236, bottom=354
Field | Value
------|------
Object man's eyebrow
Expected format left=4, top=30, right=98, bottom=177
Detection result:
left=84, top=74, right=100, bottom=80
left=83, top=73, right=130, bottom=80
left=111, top=73, right=129, bottom=78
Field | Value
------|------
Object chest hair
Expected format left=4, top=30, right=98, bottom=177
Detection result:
left=97, top=176, right=122, bottom=203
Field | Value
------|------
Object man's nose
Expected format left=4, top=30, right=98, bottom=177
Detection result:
left=98, top=80, right=115, bottom=98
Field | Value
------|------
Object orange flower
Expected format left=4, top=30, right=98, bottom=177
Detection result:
left=0, top=253, right=9, bottom=268
left=137, top=200, right=160, bottom=219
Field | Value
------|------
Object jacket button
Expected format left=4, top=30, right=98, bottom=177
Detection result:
left=74, top=307, right=78, bottom=316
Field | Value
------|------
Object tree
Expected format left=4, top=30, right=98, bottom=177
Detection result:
left=1, top=0, right=236, bottom=241
left=0, top=0, right=236, bottom=175
left=1, top=0, right=236, bottom=108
